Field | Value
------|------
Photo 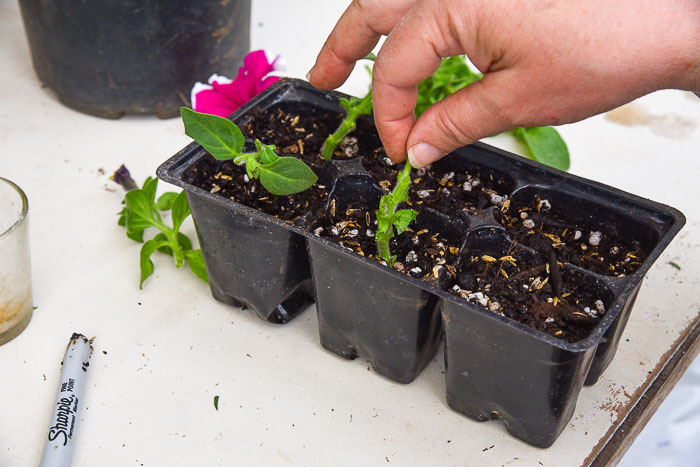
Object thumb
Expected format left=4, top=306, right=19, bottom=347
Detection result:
left=406, top=72, right=524, bottom=168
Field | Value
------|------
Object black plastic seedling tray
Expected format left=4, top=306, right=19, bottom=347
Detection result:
left=157, top=79, right=685, bottom=447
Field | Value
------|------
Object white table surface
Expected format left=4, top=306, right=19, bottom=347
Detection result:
left=1, top=1, right=698, bottom=466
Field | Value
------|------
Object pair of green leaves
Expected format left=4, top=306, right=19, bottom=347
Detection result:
left=375, top=163, right=417, bottom=266
left=118, top=176, right=207, bottom=288
left=415, top=56, right=571, bottom=171
left=181, top=107, right=317, bottom=195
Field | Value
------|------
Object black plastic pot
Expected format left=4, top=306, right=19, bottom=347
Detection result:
left=157, top=79, right=685, bottom=446
left=18, top=0, right=251, bottom=119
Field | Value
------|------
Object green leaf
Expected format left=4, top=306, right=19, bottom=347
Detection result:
left=178, top=233, right=193, bottom=251
left=392, top=209, right=418, bottom=234
left=156, top=192, right=178, bottom=211
left=246, top=158, right=260, bottom=180
left=171, top=191, right=191, bottom=232
left=142, top=177, right=158, bottom=203
left=258, top=157, right=318, bottom=195
left=117, top=206, right=127, bottom=226
left=124, top=211, right=145, bottom=242
left=214, top=395, right=219, bottom=411
left=181, top=107, right=244, bottom=160
left=339, top=98, right=352, bottom=111
left=669, top=261, right=681, bottom=270
left=139, top=239, right=170, bottom=289
left=353, top=91, right=374, bottom=115
left=185, top=249, right=209, bottom=283
left=259, top=144, right=279, bottom=164
left=125, top=209, right=146, bottom=242
left=416, top=56, right=482, bottom=117
left=154, top=232, right=192, bottom=256
left=125, top=190, right=159, bottom=232
left=512, top=126, right=570, bottom=171
left=392, top=164, right=413, bottom=202
left=376, top=214, right=391, bottom=233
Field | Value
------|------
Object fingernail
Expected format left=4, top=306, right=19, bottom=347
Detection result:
left=305, top=68, right=314, bottom=82
left=407, top=143, right=442, bottom=169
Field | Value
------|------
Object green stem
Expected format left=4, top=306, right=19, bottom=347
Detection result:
left=322, top=90, right=373, bottom=160
left=376, top=232, right=393, bottom=266
left=375, top=162, right=413, bottom=266
left=167, top=230, right=184, bottom=268
left=151, top=218, right=184, bottom=268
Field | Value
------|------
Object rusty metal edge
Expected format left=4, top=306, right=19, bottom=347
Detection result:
left=585, top=313, right=700, bottom=467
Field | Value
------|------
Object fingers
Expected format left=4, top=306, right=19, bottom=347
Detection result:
left=371, top=3, right=457, bottom=161
left=308, top=0, right=414, bottom=90
left=406, top=71, right=524, bottom=168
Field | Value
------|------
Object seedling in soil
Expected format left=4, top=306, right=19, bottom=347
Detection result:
left=375, top=162, right=417, bottom=266
left=112, top=165, right=208, bottom=288
left=415, top=56, right=571, bottom=171
left=321, top=53, right=376, bottom=160
left=321, top=90, right=373, bottom=160
left=181, top=107, right=317, bottom=195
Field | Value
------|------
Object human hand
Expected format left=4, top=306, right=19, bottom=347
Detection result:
left=308, top=0, right=700, bottom=167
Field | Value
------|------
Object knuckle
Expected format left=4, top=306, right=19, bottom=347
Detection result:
left=353, top=0, right=375, bottom=17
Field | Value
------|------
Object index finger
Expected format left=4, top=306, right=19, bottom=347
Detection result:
left=308, top=0, right=414, bottom=90
left=372, top=7, right=448, bottom=160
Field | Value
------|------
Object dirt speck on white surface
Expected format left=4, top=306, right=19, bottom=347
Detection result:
left=606, top=101, right=697, bottom=138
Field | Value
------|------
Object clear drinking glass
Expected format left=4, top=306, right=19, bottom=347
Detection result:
left=0, top=177, right=32, bottom=345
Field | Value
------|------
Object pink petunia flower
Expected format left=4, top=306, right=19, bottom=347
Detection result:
left=191, top=50, right=284, bottom=117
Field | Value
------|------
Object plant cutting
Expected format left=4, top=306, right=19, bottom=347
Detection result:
left=321, top=91, right=373, bottom=160
left=374, top=162, right=417, bottom=266
left=157, top=78, right=684, bottom=446
left=181, top=107, right=317, bottom=195
left=112, top=165, right=207, bottom=288
left=321, top=52, right=375, bottom=160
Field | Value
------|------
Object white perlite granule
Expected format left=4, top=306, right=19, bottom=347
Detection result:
left=595, top=299, right=606, bottom=314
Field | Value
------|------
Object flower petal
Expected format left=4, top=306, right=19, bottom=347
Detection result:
left=207, top=74, right=233, bottom=86
left=242, top=50, right=277, bottom=81
left=191, top=82, right=213, bottom=110
left=189, top=49, right=283, bottom=117
left=259, top=75, right=280, bottom=94
left=192, top=88, right=237, bottom=117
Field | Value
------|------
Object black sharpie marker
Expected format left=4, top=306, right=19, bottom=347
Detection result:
left=40, top=333, right=93, bottom=467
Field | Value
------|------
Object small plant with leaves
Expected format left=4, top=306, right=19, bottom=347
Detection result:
left=416, top=56, right=571, bottom=171
left=181, top=107, right=317, bottom=195
left=112, top=165, right=208, bottom=288
left=321, top=53, right=376, bottom=160
left=375, top=162, right=417, bottom=266
left=322, top=90, right=373, bottom=160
